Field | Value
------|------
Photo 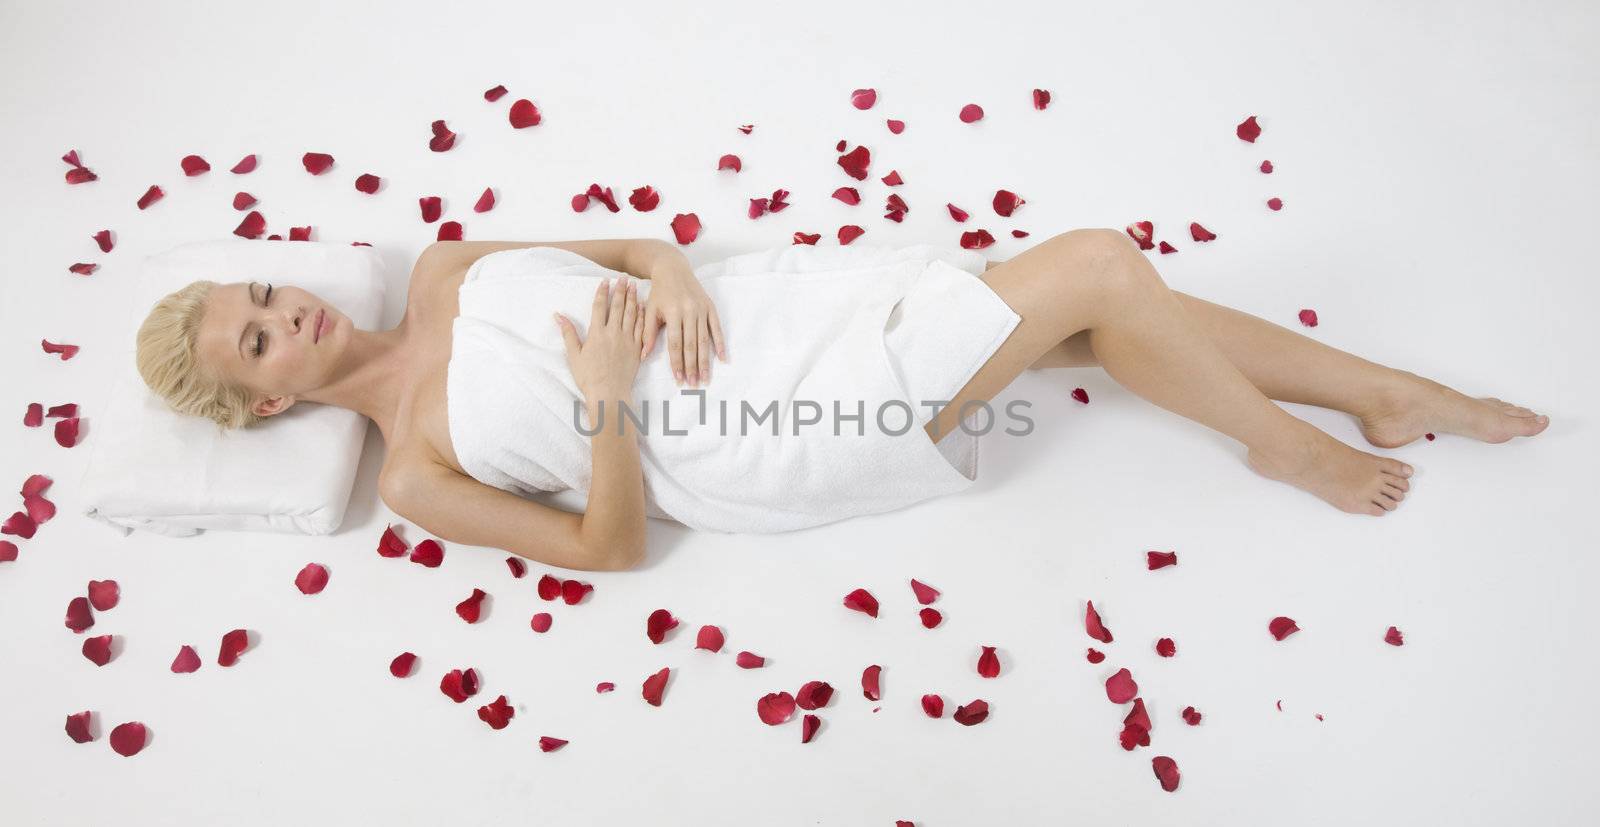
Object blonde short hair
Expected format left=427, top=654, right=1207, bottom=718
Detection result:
left=135, top=280, right=264, bottom=431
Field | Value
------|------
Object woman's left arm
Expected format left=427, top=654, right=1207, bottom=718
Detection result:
left=632, top=242, right=727, bottom=389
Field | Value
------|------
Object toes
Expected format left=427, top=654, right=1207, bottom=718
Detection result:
left=1379, top=458, right=1414, bottom=477
left=1382, top=472, right=1410, bottom=491
left=1363, top=502, right=1388, bottom=516
left=1374, top=495, right=1397, bottom=511
left=1383, top=482, right=1407, bottom=501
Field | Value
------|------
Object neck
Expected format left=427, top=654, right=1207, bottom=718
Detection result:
left=301, top=325, right=409, bottom=434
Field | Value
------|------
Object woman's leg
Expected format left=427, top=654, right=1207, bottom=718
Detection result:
left=928, top=229, right=1414, bottom=515
left=1027, top=286, right=1550, bottom=448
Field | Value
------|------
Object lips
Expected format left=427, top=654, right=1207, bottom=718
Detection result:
left=312, top=308, right=327, bottom=343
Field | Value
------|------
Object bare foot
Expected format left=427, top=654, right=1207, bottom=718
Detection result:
left=1248, top=428, right=1414, bottom=516
left=1357, top=370, right=1551, bottom=449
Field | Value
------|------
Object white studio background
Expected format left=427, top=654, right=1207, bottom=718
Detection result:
left=1, top=1, right=1596, bottom=824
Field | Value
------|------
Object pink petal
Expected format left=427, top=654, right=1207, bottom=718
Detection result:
left=110, top=722, right=147, bottom=757
left=1085, top=601, right=1113, bottom=642
left=66, top=711, right=94, bottom=743
left=642, top=667, right=670, bottom=706
left=1189, top=222, right=1217, bottom=242
left=484, top=84, right=508, bottom=102
left=65, top=597, right=93, bottom=633
left=1152, top=756, right=1181, bottom=791
left=456, top=588, right=487, bottom=623
left=0, top=541, right=16, bottom=563
left=758, top=692, right=797, bottom=725
left=1269, top=616, right=1300, bottom=641
left=919, top=607, right=942, bottom=628
left=953, top=699, right=989, bottom=725
left=628, top=185, right=660, bottom=212
left=377, top=524, right=409, bottom=557
left=831, top=187, right=861, bottom=205
left=171, top=645, right=201, bottom=673
left=530, top=613, right=552, bottom=633
left=1236, top=115, right=1262, bottom=143
left=509, top=99, right=541, bottom=128
left=1105, top=668, right=1138, bottom=704
left=862, top=665, right=882, bottom=701
left=477, top=695, right=515, bottom=729
left=946, top=203, right=969, bottom=222
left=838, top=225, right=865, bottom=245
left=1033, top=89, right=1051, bottom=110
left=977, top=646, right=1001, bottom=678
left=886, top=119, right=905, bottom=134
left=843, top=588, right=879, bottom=618
left=670, top=213, right=701, bottom=245
left=836, top=145, right=871, bottom=180
left=1267, top=197, right=1284, bottom=211
left=55, top=417, right=81, bottom=447
left=992, top=190, right=1025, bottom=217
left=88, top=579, right=119, bottom=610
left=505, top=557, right=527, bottom=578
left=958, top=104, right=985, bottom=123
left=428, top=119, right=457, bottom=152
left=230, top=155, right=258, bottom=174
left=1260, top=160, right=1274, bottom=173
left=1147, top=551, right=1178, bottom=569
left=1156, top=638, right=1176, bottom=657
left=218, top=629, right=250, bottom=666
left=695, top=625, right=725, bottom=652
left=717, top=154, right=742, bottom=172
left=437, top=221, right=463, bottom=241
left=302, top=152, right=334, bottom=175
left=136, top=186, right=164, bottom=210
left=24, top=404, right=43, bottom=427
left=736, top=652, right=765, bottom=669
left=180, top=155, right=210, bottom=176
left=41, top=340, right=80, bottom=360
left=232, top=192, right=257, bottom=210
left=354, top=174, right=380, bottom=194
left=93, top=230, right=114, bottom=252
left=1298, top=309, right=1319, bottom=327
left=850, top=88, right=877, bottom=110
left=233, top=210, right=266, bottom=239
left=1125, top=221, right=1155, bottom=250
left=294, top=563, right=329, bottom=595
left=647, top=608, right=679, bottom=643
left=82, top=635, right=114, bottom=666
left=959, top=230, right=995, bottom=250
left=418, top=196, right=442, bottom=223
left=1086, top=648, right=1105, bottom=664
left=410, top=538, right=444, bottom=567
left=1385, top=626, right=1405, bottom=646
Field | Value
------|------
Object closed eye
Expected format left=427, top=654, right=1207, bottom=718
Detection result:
left=250, top=282, right=273, bottom=357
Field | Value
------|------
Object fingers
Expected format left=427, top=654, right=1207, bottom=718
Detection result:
left=553, top=313, right=581, bottom=357
left=591, top=278, right=610, bottom=327
left=634, top=296, right=646, bottom=344
left=668, top=318, right=684, bottom=386
left=697, top=314, right=712, bottom=385
left=606, top=277, right=627, bottom=329
left=682, top=316, right=700, bottom=386
left=709, top=307, right=727, bottom=362
left=621, top=279, right=638, bottom=332
left=641, top=303, right=659, bottom=359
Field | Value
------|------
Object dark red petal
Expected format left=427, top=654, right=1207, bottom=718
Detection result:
left=737, top=123, right=754, bottom=134
left=884, top=193, right=908, bottom=217
left=1120, top=722, right=1150, bottom=751
left=509, top=99, right=542, bottom=128
left=561, top=579, right=592, bottom=605
left=1298, top=309, right=1319, bottom=327
left=736, top=651, right=765, bottom=668
left=93, top=230, right=114, bottom=252
left=886, top=119, right=905, bottom=134
left=1086, top=648, right=1105, bottom=664
left=537, top=574, right=562, bottom=600
left=41, top=340, right=80, bottom=360
left=921, top=694, right=944, bottom=717
left=801, top=713, right=820, bottom=743
left=571, top=193, right=590, bottom=212
left=180, top=155, right=210, bottom=176
left=953, top=699, right=989, bottom=725
left=958, top=104, right=985, bottom=123
left=595, top=682, right=614, bottom=693
left=881, top=169, right=903, bottom=186
left=946, top=203, right=969, bottom=222
left=0, top=541, right=16, bottom=563
left=1181, top=706, right=1202, bottom=725
left=376, top=524, right=408, bottom=557
left=1384, top=626, right=1405, bottom=646
left=110, top=722, right=148, bottom=757
left=909, top=579, right=940, bottom=604
left=233, top=210, right=266, bottom=239
left=992, top=190, right=1025, bottom=217
left=836, top=145, right=871, bottom=180
left=428, top=119, right=457, bottom=153
left=463, top=186, right=493, bottom=213
left=46, top=403, right=78, bottom=419
left=419, top=196, right=442, bottom=223
left=354, top=174, right=380, bottom=194
left=717, top=154, right=742, bottom=172
left=695, top=625, right=725, bottom=652
left=1152, top=756, right=1181, bottom=791
left=748, top=197, right=770, bottom=219
left=977, top=646, right=1001, bottom=678
left=82, top=635, right=114, bottom=666
left=1269, top=616, right=1300, bottom=640
left=838, top=224, right=865, bottom=245
left=1033, top=89, right=1051, bottom=110
left=505, top=557, right=527, bottom=578
left=65, top=597, right=93, bottom=633
left=456, top=588, right=487, bottom=623
left=289, top=226, right=313, bottom=242
left=670, top=213, right=701, bottom=245
left=1267, top=197, right=1284, bottom=211
left=642, top=667, right=670, bottom=706
left=769, top=188, right=790, bottom=212
left=232, top=192, right=257, bottom=210
left=1236, top=115, right=1262, bottom=143
left=440, top=669, right=468, bottom=702
left=1085, top=601, right=1113, bottom=642
left=1124, top=220, right=1155, bottom=250
left=302, top=152, right=334, bottom=174
left=850, top=88, right=877, bottom=110
left=843, top=588, right=879, bottom=618
left=1277, top=699, right=1284, bottom=711
left=758, top=691, right=797, bottom=725
left=23, top=474, right=52, bottom=498
left=530, top=612, right=552, bottom=632
left=1189, top=222, right=1217, bottom=242
left=389, top=652, right=417, bottom=678
left=1147, top=551, right=1178, bottom=569
left=171, top=645, right=201, bottom=673
left=919, top=608, right=942, bottom=628
left=484, top=84, right=508, bottom=102
left=796, top=681, right=834, bottom=710
left=136, top=186, right=164, bottom=210
left=959, top=229, right=995, bottom=250
left=477, top=695, right=515, bottom=729
left=410, top=538, right=444, bottom=567
left=1158, top=241, right=1177, bottom=254
left=1156, top=638, right=1176, bottom=657
left=88, top=579, right=119, bottom=610
left=584, top=183, right=619, bottom=212
left=66, top=711, right=94, bottom=743
left=1260, top=160, right=1274, bottom=173
left=436, top=221, right=463, bottom=242
left=862, top=665, right=882, bottom=700
left=230, top=154, right=257, bottom=174
left=65, top=166, right=98, bottom=184
left=69, top=263, right=98, bottom=276
left=24, top=403, right=43, bottom=427
left=647, top=608, right=679, bottom=643
left=4, top=511, right=38, bottom=539
left=539, top=736, right=569, bottom=752
left=294, top=563, right=329, bottom=595
left=1106, top=668, right=1138, bottom=704
left=218, top=629, right=250, bottom=666
left=831, top=187, right=861, bottom=205
left=792, top=232, right=821, bottom=245
left=835, top=139, right=846, bottom=152
left=628, top=185, right=660, bottom=212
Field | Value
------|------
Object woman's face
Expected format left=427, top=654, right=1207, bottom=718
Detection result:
left=195, top=281, right=346, bottom=417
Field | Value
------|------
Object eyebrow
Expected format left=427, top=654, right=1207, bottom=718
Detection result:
left=236, top=282, right=258, bottom=362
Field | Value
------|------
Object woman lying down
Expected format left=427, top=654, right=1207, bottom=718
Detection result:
left=135, top=234, right=1549, bottom=571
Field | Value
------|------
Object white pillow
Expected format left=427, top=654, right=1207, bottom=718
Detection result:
left=78, top=239, right=388, bottom=537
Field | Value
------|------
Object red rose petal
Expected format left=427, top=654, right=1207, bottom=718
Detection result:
left=180, top=155, right=210, bottom=176
left=1182, top=706, right=1202, bottom=725
left=1125, top=220, right=1155, bottom=250
left=66, top=165, right=97, bottom=184
left=232, top=192, right=257, bottom=210
left=1385, top=626, right=1405, bottom=646
left=1267, top=197, right=1284, bottom=211
left=478, top=695, right=515, bottom=729
left=429, top=119, right=457, bottom=153
left=1120, top=722, right=1150, bottom=751
left=440, top=668, right=480, bottom=702
left=390, top=652, right=416, bottom=678
left=110, top=722, right=147, bottom=757
left=24, top=403, right=43, bottom=427
left=1086, top=601, right=1113, bottom=643
left=46, top=403, right=78, bottom=419
left=505, top=557, right=527, bottom=578
left=832, top=187, right=861, bottom=205
left=65, top=597, right=93, bottom=633
left=992, top=190, right=1025, bottom=217
left=230, top=154, right=257, bottom=174
left=23, top=474, right=52, bottom=498
left=910, top=579, right=940, bottom=604
left=66, top=711, right=94, bottom=743
left=377, top=524, right=408, bottom=558
left=758, top=691, right=797, bottom=725
left=1147, top=551, right=1178, bottom=569
left=302, top=152, right=334, bottom=174
left=571, top=193, right=590, bottom=212
left=736, top=651, right=765, bottom=669
left=1071, top=387, right=1089, bottom=405
left=4, top=511, right=38, bottom=539
left=561, top=579, right=593, bottom=605
left=294, top=563, right=329, bottom=595
left=1158, top=241, right=1177, bottom=254
left=959, top=229, right=995, bottom=250
left=977, top=646, right=1001, bottom=678
left=886, top=119, right=905, bottom=134
left=850, top=88, right=877, bottom=110
left=218, top=629, right=250, bottom=666
left=716, top=153, right=742, bottom=172
left=919, top=607, right=942, bottom=628
left=1425, top=432, right=1436, bottom=440
left=1156, top=638, right=1176, bottom=657
left=1236, top=115, right=1262, bottom=143
left=509, top=99, right=541, bottom=128
left=539, top=736, right=569, bottom=752
left=769, top=188, right=790, bottom=212
left=1033, top=89, right=1051, bottom=110
left=87, top=579, right=119, bottom=610
left=947, top=203, right=969, bottom=222
left=1298, top=309, right=1319, bottom=327
left=642, top=667, right=670, bottom=706
left=628, top=185, right=660, bottom=212
left=670, top=213, right=701, bottom=245
left=696, top=625, right=725, bottom=652
left=843, top=588, right=879, bottom=618
left=796, top=681, right=834, bottom=710
left=881, top=169, right=903, bottom=186
left=862, top=664, right=882, bottom=701
left=354, top=174, right=380, bottom=194
left=93, top=230, right=113, bottom=253
left=530, top=612, right=552, bottom=632
left=136, top=186, right=164, bottom=210
left=82, top=634, right=114, bottom=666
left=0, top=541, right=16, bottom=562
left=1269, top=616, right=1300, bottom=641
left=1152, top=756, right=1181, bottom=791
left=484, top=84, right=508, bottom=102
left=1086, top=648, right=1105, bottom=664
left=1189, top=222, right=1217, bottom=242
left=737, top=123, right=754, bottom=134
left=234, top=210, right=266, bottom=239
left=793, top=232, right=821, bottom=245
left=289, top=226, right=313, bottom=242
left=537, top=574, right=562, bottom=600
left=921, top=694, right=944, bottom=717
left=587, top=183, right=621, bottom=212
left=1260, top=160, right=1274, bottom=173
left=437, top=221, right=463, bottom=241
left=837, top=224, right=865, bottom=244
left=69, top=262, right=98, bottom=276
left=953, top=699, right=989, bottom=725
left=836, top=144, right=871, bottom=180
left=801, top=713, right=820, bottom=743
left=647, top=608, right=679, bottom=643
left=456, top=588, right=487, bottom=623
left=410, top=538, right=444, bottom=567
left=171, top=645, right=201, bottom=673
left=958, top=104, right=985, bottom=123
left=42, top=340, right=80, bottom=360
left=418, top=196, right=442, bottom=223
left=1106, top=668, right=1138, bottom=704
left=748, top=197, right=770, bottom=219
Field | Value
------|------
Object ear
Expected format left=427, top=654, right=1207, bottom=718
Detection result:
left=252, top=394, right=295, bottom=418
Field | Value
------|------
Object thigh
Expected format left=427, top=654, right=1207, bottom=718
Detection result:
left=923, top=230, right=1118, bottom=443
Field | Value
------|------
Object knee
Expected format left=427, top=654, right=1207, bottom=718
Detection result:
left=1041, top=228, right=1148, bottom=294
